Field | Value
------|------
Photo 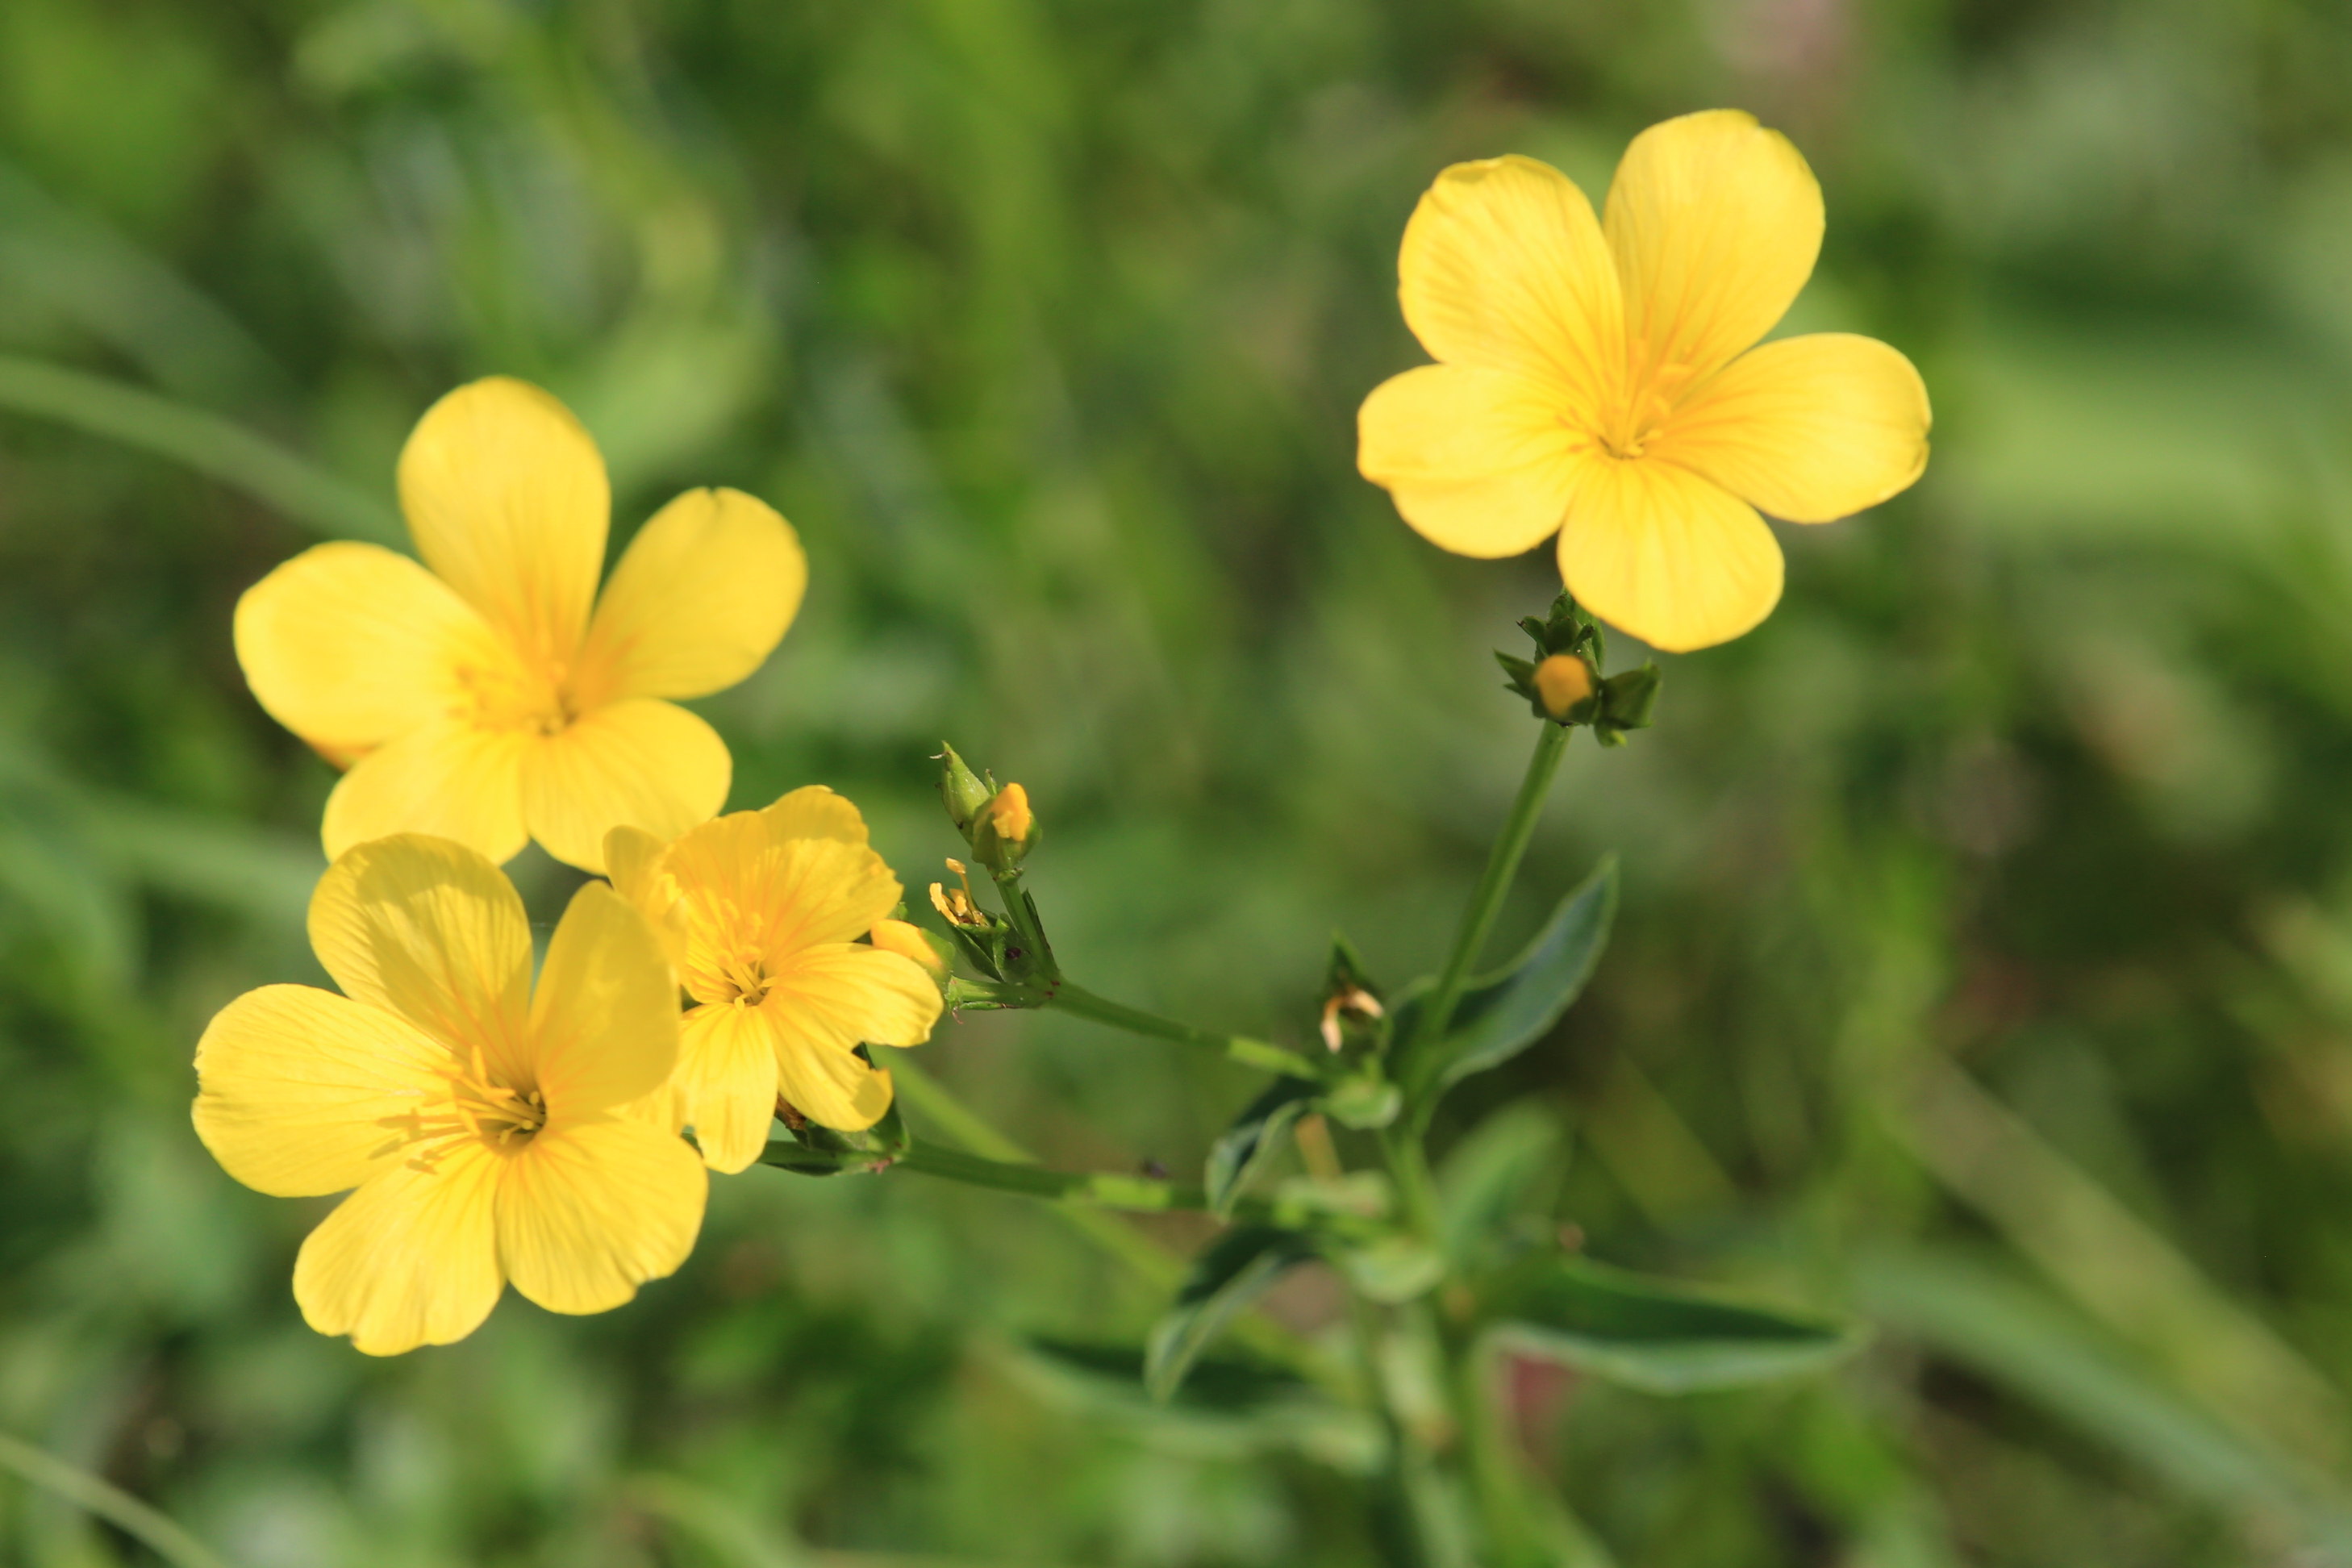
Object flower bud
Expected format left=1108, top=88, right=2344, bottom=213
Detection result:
left=971, top=782, right=1040, bottom=871
left=1533, top=653, right=1596, bottom=721
left=936, top=742, right=993, bottom=832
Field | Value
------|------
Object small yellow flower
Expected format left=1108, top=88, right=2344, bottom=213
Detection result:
left=605, top=786, right=945, bottom=1174
left=191, top=834, right=704, bottom=1356
left=235, top=377, right=807, bottom=872
left=1357, top=110, right=1930, bottom=653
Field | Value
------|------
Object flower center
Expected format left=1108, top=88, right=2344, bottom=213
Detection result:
left=709, top=945, right=773, bottom=1007
left=453, top=657, right=573, bottom=736
left=398, top=1044, right=547, bottom=1149
left=1596, top=348, right=1697, bottom=460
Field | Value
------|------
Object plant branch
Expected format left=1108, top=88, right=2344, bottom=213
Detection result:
left=1407, top=722, right=1570, bottom=1062
left=1049, top=980, right=1324, bottom=1078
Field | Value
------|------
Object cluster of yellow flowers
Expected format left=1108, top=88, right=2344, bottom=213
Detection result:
left=193, top=110, right=1926, bottom=1357
left=198, top=378, right=943, bottom=1354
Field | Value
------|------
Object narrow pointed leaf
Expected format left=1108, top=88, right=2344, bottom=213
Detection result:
left=1205, top=1077, right=1321, bottom=1215
left=1145, top=1226, right=1318, bottom=1401
left=1396, top=859, right=1618, bottom=1096
left=1483, top=1254, right=1862, bottom=1394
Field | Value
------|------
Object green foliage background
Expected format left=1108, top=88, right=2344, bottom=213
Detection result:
left=6, top=0, right=2352, bottom=1562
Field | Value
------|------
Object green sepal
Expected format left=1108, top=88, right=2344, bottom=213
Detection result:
left=936, top=741, right=994, bottom=832
left=787, top=1083, right=910, bottom=1169
left=941, top=913, right=1011, bottom=981
left=1145, top=1226, right=1319, bottom=1401
left=1205, top=1076, right=1322, bottom=1216
left=1479, top=1253, right=1865, bottom=1394
left=1392, top=858, right=1618, bottom=1099
left=1499, top=593, right=1636, bottom=728
left=1594, top=663, right=1661, bottom=744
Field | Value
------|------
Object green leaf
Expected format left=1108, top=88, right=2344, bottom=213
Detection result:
left=1437, top=1102, right=1569, bottom=1266
left=1332, top=1235, right=1447, bottom=1303
left=1397, top=859, right=1618, bottom=1097
left=1145, top=1226, right=1318, bottom=1401
left=1014, top=1339, right=1382, bottom=1473
left=1204, top=1076, right=1320, bottom=1216
left=1482, top=1254, right=1862, bottom=1394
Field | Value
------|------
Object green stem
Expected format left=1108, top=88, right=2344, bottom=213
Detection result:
left=1449, top=1329, right=1533, bottom=1566
left=1049, top=980, right=1324, bottom=1078
left=758, top=1135, right=1211, bottom=1212
left=1409, top=722, right=1571, bottom=1060
left=0, top=1429, right=235, bottom=1568
left=882, top=1058, right=1347, bottom=1391
left=0, top=355, right=400, bottom=544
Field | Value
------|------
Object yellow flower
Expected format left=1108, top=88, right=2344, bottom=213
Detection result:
left=191, top=835, right=704, bottom=1356
left=606, top=786, right=945, bottom=1174
left=1357, top=110, right=1930, bottom=653
left=235, top=377, right=807, bottom=872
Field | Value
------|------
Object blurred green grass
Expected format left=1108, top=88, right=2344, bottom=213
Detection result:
left=10, top=0, right=2352, bottom=1563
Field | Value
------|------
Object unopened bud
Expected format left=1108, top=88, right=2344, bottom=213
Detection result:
left=1533, top=653, right=1596, bottom=721
left=936, top=742, right=993, bottom=831
left=972, top=782, right=1040, bottom=870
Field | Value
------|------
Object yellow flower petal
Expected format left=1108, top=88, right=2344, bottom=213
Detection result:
left=1555, top=456, right=1784, bottom=653
left=520, top=699, right=731, bottom=874
left=673, top=1003, right=783, bottom=1174
left=572, top=487, right=807, bottom=708
left=233, top=542, right=503, bottom=760
left=869, top=918, right=946, bottom=977
left=321, top=719, right=532, bottom=866
left=665, top=822, right=903, bottom=964
left=1357, top=363, right=1584, bottom=557
left=307, top=833, right=533, bottom=1082
left=494, top=1116, right=706, bottom=1316
left=1604, top=110, right=1823, bottom=386
left=757, top=945, right=931, bottom=1081
left=603, top=823, right=690, bottom=970
left=395, top=377, right=609, bottom=669
left=293, top=1139, right=503, bottom=1356
left=1397, top=154, right=1623, bottom=407
left=1653, top=333, right=1930, bottom=523
left=758, top=784, right=870, bottom=845
left=192, top=984, right=447, bottom=1198
left=774, top=1039, right=895, bottom=1132
left=529, top=882, right=679, bottom=1120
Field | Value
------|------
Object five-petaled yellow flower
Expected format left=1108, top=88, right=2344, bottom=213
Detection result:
left=1357, top=110, right=1931, bottom=653
left=607, top=786, right=945, bottom=1174
left=192, top=835, right=706, bottom=1356
left=236, top=377, right=807, bottom=872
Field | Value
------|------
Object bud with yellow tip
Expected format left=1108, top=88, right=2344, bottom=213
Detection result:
left=1533, top=653, right=1596, bottom=721
left=971, top=782, right=1040, bottom=871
